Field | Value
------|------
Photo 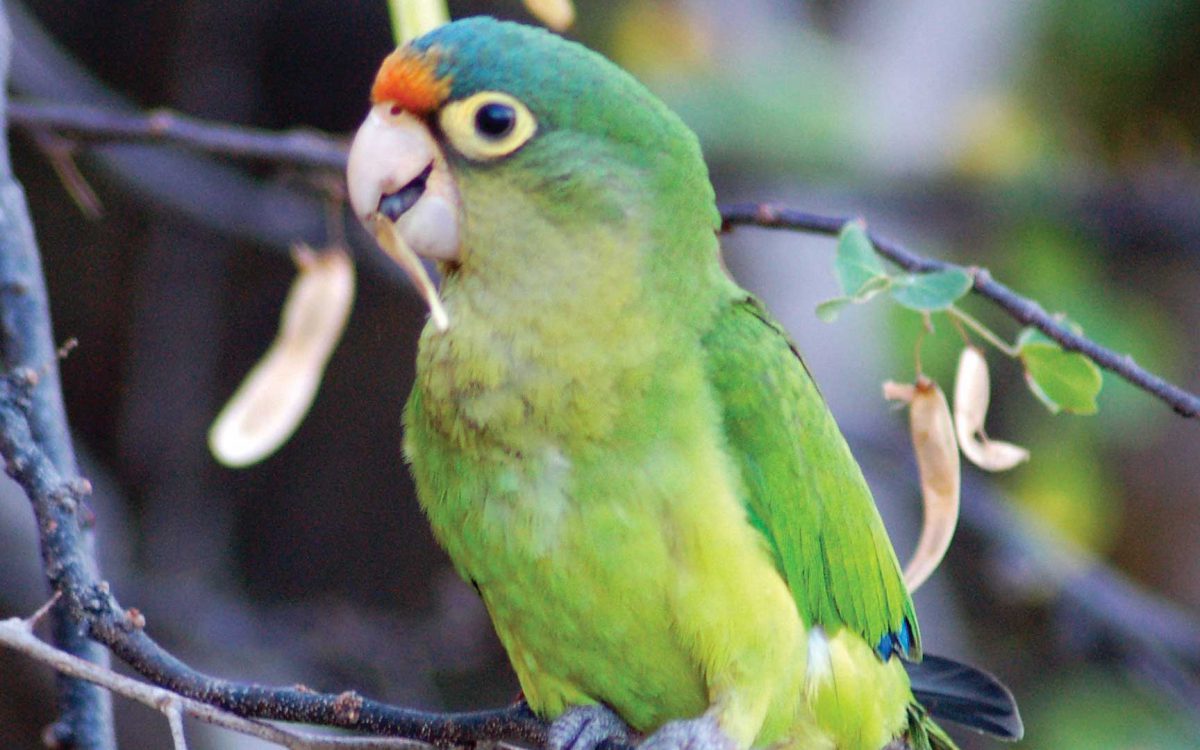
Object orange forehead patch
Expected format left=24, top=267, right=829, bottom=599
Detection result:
left=370, top=47, right=451, bottom=116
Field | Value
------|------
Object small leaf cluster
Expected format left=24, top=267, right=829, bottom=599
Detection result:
left=820, top=221, right=1102, bottom=414
left=818, top=221, right=973, bottom=321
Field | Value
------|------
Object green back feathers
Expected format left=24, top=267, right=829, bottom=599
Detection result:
left=701, top=297, right=920, bottom=661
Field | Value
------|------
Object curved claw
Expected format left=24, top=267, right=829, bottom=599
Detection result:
left=548, top=705, right=636, bottom=750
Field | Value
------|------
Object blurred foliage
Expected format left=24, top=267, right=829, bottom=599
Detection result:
left=1029, top=0, right=1200, bottom=160
left=1024, top=668, right=1195, bottom=750
left=1009, top=420, right=1118, bottom=552
left=952, top=94, right=1057, bottom=181
left=607, top=1, right=857, bottom=175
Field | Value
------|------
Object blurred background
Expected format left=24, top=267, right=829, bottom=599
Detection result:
left=1, top=1, right=1198, bottom=748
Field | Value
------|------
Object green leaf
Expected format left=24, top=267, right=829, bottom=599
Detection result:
left=1016, top=327, right=1053, bottom=348
left=835, top=220, right=887, bottom=296
left=852, top=274, right=892, bottom=301
left=1017, top=318, right=1086, bottom=348
left=1019, top=341, right=1102, bottom=414
left=889, top=269, right=973, bottom=311
left=816, top=276, right=893, bottom=323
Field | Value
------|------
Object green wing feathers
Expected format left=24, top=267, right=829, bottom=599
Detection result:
left=701, top=294, right=920, bottom=661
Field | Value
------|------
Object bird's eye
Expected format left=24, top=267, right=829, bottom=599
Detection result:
left=475, top=102, right=516, bottom=139
left=439, top=91, right=536, bottom=161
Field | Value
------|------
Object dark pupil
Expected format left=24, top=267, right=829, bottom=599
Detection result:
left=475, top=102, right=516, bottom=139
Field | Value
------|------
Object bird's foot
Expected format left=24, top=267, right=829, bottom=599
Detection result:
left=548, top=705, right=637, bottom=750
left=639, top=716, right=737, bottom=750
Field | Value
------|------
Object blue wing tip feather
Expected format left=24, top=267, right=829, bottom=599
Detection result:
left=876, top=618, right=916, bottom=661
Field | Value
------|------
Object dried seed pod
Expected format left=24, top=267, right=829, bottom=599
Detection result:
left=523, top=0, right=575, bottom=30
left=888, top=377, right=961, bottom=592
left=373, top=216, right=449, bottom=332
left=882, top=380, right=916, bottom=402
left=954, top=346, right=1029, bottom=471
left=209, top=245, right=356, bottom=467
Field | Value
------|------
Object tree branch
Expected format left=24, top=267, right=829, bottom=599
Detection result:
left=0, top=2, right=116, bottom=746
left=8, top=100, right=348, bottom=170
left=5, top=1, right=336, bottom=257
left=0, top=610, right=436, bottom=750
left=719, top=203, right=1200, bottom=419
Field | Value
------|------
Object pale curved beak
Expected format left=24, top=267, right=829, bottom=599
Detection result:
left=347, top=104, right=460, bottom=330
left=347, top=105, right=461, bottom=262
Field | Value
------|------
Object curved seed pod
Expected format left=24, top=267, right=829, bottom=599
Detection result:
left=209, top=245, right=356, bottom=467
left=373, top=217, right=449, bottom=332
left=888, top=377, right=961, bottom=592
left=954, top=346, right=1029, bottom=471
left=524, top=0, right=575, bottom=30
left=882, top=380, right=916, bottom=403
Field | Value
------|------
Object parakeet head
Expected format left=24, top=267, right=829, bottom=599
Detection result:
left=346, top=17, right=721, bottom=326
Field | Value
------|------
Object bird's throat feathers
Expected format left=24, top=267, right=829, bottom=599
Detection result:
left=441, top=138, right=728, bottom=340
left=415, top=161, right=730, bottom=454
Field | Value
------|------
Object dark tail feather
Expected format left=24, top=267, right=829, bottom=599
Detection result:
left=905, top=654, right=1024, bottom=741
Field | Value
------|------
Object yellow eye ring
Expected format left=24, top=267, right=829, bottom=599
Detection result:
left=439, top=91, right=537, bottom=161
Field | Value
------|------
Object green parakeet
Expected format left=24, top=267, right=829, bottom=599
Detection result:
left=345, top=17, right=1021, bottom=750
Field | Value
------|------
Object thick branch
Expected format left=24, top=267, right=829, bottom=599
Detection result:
left=0, top=2, right=116, bottom=746
left=720, top=203, right=1200, bottom=419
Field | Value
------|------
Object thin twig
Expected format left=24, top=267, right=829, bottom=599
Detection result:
left=6, top=1, right=337, bottom=256
left=30, top=129, right=104, bottom=217
left=9, top=100, right=349, bottom=170
left=720, top=203, right=1200, bottom=419
left=946, top=305, right=1018, bottom=358
left=163, top=699, right=188, bottom=750
left=0, top=615, right=432, bottom=750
